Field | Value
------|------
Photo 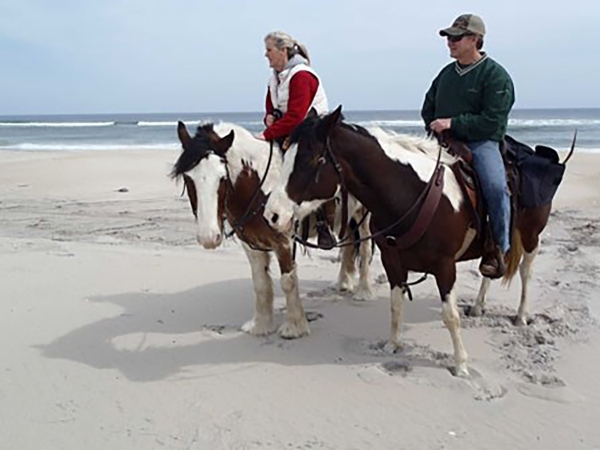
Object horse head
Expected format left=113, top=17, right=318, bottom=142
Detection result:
left=171, top=121, right=234, bottom=249
left=264, top=105, right=344, bottom=234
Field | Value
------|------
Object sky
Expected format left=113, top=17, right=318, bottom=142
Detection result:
left=1, top=0, right=599, bottom=115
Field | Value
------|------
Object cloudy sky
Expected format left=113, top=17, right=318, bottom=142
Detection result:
left=1, top=0, right=599, bottom=115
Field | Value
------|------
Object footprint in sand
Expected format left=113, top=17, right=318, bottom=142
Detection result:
left=463, top=367, right=508, bottom=402
left=516, top=383, right=584, bottom=404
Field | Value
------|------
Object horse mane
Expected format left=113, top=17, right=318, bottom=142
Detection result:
left=288, top=113, right=457, bottom=168
left=212, top=122, right=283, bottom=193
left=289, top=113, right=378, bottom=147
left=171, top=123, right=217, bottom=178
left=340, top=122, right=379, bottom=143
left=289, top=114, right=322, bottom=146
left=368, top=127, right=457, bottom=165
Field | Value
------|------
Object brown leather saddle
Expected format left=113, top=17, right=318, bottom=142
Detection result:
left=439, top=134, right=519, bottom=255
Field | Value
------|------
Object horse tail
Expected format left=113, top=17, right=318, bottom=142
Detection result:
left=502, top=227, right=523, bottom=285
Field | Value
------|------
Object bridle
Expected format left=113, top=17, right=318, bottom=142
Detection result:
left=291, top=127, right=444, bottom=250
left=182, top=141, right=277, bottom=252
left=223, top=140, right=275, bottom=241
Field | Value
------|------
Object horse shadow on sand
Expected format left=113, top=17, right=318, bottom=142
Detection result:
left=37, top=276, right=474, bottom=383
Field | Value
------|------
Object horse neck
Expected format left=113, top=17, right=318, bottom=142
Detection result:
left=217, top=127, right=282, bottom=224
left=330, top=127, right=427, bottom=222
left=220, top=127, right=282, bottom=194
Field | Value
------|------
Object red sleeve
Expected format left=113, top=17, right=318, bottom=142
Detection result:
left=263, top=71, right=318, bottom=141
left=264, top=89, right=274, bottom=126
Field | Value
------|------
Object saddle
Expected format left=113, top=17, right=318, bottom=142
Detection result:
left=440, top=134, right=519, bottom=273
left=440, top=132, right=567, bottom=276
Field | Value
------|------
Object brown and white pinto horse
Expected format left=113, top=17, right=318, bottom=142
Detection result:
left=264, top=106, right=559, bottom=376
left=171, top=121, right=373, bottom=339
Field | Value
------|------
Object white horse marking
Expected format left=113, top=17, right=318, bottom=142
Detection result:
left=188, top=155, right=227, bottom=249
left=367, top=128, right=463, bottom=212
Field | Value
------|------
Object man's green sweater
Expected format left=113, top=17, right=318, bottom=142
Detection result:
left=421, top=54, right=515, bottom=142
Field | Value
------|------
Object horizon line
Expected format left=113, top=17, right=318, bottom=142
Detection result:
left=2, top=106, right=600, bottom=118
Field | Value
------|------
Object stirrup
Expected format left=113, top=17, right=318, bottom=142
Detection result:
left=479, top=249, right=506, bottom=279
left=316, top=222, right=336, bottom=250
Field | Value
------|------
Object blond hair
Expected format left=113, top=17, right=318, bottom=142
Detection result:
left=264, top=31, right=311, bottom=65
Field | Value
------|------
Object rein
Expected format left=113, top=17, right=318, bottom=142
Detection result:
left=224, top=140, right=275, bottom=240
left=219, top=140, right=278, bottom=252
left=292, top=132, right=444, bottom=250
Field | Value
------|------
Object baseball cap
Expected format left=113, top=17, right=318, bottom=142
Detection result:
left=439, top=14, right=486, bottom=37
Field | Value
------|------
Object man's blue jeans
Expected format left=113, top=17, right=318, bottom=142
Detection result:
left=468, top=140, right=511, bottom=253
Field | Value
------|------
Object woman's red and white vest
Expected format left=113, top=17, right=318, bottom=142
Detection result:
left=268, top=64, right=328, bottom=115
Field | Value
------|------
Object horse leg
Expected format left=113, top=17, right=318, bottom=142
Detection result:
left=241, top=243, right=275, bottom=336
left=515, top=246, right=538, bottom=326
left=378, top=247, right=407, bottom=353
left=436, top=258, right=469, bottom=377
left=355, top=214, right=373, bottom=301
left=336, top=241, right=356, bottom=292
left=275, top=242, right=310, bottom=339
left=469, top=277, right=492, bottom=317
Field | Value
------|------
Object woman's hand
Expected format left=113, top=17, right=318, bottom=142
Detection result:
left=265, top=114, right=276, bottom=127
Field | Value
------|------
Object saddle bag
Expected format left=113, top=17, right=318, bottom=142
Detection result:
left=505, top=136, right=566, bottom=208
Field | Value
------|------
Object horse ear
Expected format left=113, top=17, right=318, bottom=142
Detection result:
left=177, top=121, right=192, bottom=149
left=317, top=105, right=343, bottom=139
left=214, top=129, right=235, bottom=155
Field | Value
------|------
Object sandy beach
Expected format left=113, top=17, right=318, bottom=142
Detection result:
left=1, top=147, right=599, bottom=449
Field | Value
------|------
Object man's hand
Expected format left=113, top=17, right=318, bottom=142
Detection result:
left=430, top=118, right=452, bottom=134
left=255, top=132, right=266, bottom=141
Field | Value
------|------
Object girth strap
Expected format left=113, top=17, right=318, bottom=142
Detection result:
left=388, top=165, right=446, bottom=249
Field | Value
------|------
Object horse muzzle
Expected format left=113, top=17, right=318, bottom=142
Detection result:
left=197, top=232, right=223, bottom=249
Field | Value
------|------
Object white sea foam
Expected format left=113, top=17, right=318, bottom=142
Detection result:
left=0, top=122, right=115, bottom=128
left=354, top=118, right=600, bottom=128
left=0, top=143, right=179, bottom=151
left=2, top=118, right=594, bottom=129
left=509, top=118, right=600, bottom=127
left=358, top=119, right=423, bottom=127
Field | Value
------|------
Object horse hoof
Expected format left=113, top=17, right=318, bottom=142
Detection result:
left=354, top=286, right=373, bottom=301
left=241, top=318, right=274, bottom=336
left=514, top=316, right=528, bottom=327
left=336, top=278, right=355, bottom=293
left=469, top=305, right=485, bottom=317
left=278, top=319, right=310, bottom=339
left=383, top=341, right=400, bottom=354
left=454, top=364, right=470, bottom=378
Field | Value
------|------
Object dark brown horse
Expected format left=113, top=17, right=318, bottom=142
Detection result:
left=171, top=121, right=373, bottom=339
left=264, top=106, right=565, bottom=376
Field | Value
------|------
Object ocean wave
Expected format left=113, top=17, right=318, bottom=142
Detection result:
left=0, top=142, right=180, bottom=151
left=137, top=121, right=178, bottom=127
left=358, top=119, right=423, bottom=127
left=3, top=118, right=597, bottom=129
left=509, top=118, right=600, bottom=127
left=137, top=120, right=263, bottom=128
left=2, top=141, right=599, bottom=154
left=356, top=118, right=600, bottom=128
left=0, top=121, right=115, bottom=128
left=0, top=119, right=263, bottom=129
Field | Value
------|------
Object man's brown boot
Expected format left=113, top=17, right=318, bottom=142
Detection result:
left=479, top=246, right=507, bottom=279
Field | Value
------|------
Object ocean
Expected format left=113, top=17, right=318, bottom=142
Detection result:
left=0, top=109, right=598, bottom=153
